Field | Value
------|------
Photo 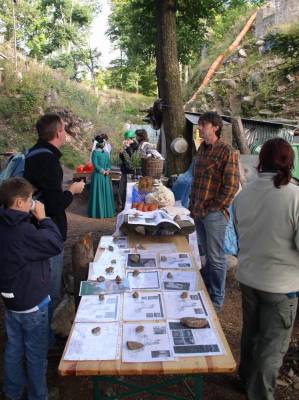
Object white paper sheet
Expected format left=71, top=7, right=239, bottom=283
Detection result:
left=160, top=271, right=197, bottom=291
left=122, top=322, right=174, bottom=362
left=126, top=253, right=157, bottom=269
left=75, top=295, right=121, bottom=323
left=79, top=278, right=130, bottom=295
left=135, top=243, right=177, bottom=254
left=127, top=270, right=160, bottom=290
left=163, top=291, right=207, bottom=319
left=160, top=253, right=193, bottom=269
left=64, top=322, right=120, bottom=361
left=123, top=292, right=165, bottom=321
left=89, top=249, right=131, bottom=280
left=168, top=319, right=225, bottom=357
left=89, top=261, right=125, bottom=281
left=99, top=236, right=129, bottom=250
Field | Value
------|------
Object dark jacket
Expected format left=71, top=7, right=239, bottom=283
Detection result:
left=0, top=208, right=63, bottom=311
left=24, top=140, right=73, bottom=241
left=119, top=142, right=138, bottom=174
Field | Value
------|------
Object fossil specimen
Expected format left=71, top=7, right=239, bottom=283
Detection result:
left=91, top=327, right=101, bottom=335
left=180, top=317, right=209, bottom=329
left=127, top=341, right=144, bottom=350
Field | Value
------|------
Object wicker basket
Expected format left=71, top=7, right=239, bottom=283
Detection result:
left=141, top=158, right=164, bottom=179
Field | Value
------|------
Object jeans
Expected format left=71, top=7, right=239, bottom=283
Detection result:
left=3, top=307, right=49, bottom=400
left=195, top=211, right=227, bottom=309
left=239, top=284, right=298, bottom=400
left=48, top=250, right=64, bottom=324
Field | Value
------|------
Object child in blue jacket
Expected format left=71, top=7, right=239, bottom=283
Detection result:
left=0, top=177, right=63, bottom=400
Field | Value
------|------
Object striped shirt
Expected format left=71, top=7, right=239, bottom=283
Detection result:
left=190, top=140, right=240, bottom=218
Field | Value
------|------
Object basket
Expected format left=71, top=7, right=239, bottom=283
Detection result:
left=141, top=158, right=164, bottom=179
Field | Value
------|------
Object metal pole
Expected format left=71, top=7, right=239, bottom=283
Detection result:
left=12, top=0, right=17, bottom=73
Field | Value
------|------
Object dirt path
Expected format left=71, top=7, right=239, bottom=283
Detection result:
left=0, top=179, right=298, bottom=399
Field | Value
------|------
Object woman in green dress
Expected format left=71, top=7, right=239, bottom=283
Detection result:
left=88, top=137, right=115, bottom=218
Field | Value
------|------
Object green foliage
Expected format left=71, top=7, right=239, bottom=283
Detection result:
left=265, top=24, right=299, bottom=73
left=0, top=50, right=153, bottom=168
left=0, top=0, right=99, bottom=59
left=60, top=144, right=86, bottom=169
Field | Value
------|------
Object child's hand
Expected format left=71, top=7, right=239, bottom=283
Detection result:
left=32, top=200, right=46, bottom=221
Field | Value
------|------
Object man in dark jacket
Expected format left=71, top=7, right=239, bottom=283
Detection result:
left=24, top=113, right=85, bottom=327
left=0, top=177, right=63, bottom=400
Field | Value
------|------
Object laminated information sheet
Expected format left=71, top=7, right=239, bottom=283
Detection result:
left=64, top=322, right=120, bottom=361
left=99, top=235, right=129, bottom=250
left=89, top=261, right=125, bottom=281
left=163, top=291, right=207, bottom=319
left=159, top=253, right=193, bottom=269
left=127, top=270, right=160, bottom=290
left=168, top=319, right=224, bottom=357
left=126, top=253, right=157, bottom=269
left=80, top=278, right=130, bottom=295
left=122, top=322, right=174, bottom=362
left=160, top=271, right=197, bottom=291
left=123, top=292, right=165, bottom=321
left=75, top=295, right=121, bottom=323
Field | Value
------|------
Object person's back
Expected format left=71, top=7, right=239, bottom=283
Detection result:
left=234, top=176, right=299, bottom=293
left=0, top=177, right=63, bottom=400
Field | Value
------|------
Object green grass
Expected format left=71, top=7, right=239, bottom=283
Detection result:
left=0, top=43, right=153, bottom=168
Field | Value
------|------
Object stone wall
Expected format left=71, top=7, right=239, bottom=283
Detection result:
left=255, top=0, right=299, bottom=37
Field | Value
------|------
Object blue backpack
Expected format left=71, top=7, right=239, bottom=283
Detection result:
left=0, top=148, right=52, bottom=184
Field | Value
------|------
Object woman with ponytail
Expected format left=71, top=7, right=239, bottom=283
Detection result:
left=233, top=138, right=299, bottom=400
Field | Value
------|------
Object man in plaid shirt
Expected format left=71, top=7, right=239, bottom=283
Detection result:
left=190, top=112, right=240, bottom=312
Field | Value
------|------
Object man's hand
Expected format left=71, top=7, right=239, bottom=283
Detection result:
left=68, top=181, right=85, bottom=195
left=31, top=200, right=46, bottom=221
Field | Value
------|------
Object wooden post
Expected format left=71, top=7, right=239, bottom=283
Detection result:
left=72, top=232, right=94, bottom=310
left=231, top=117, right=251, bottom=154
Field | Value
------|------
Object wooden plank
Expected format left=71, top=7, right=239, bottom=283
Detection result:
left=58, top=235, right=236, bottom=376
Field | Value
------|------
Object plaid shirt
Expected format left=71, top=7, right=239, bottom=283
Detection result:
left=190, top=140, right=240, bottom=218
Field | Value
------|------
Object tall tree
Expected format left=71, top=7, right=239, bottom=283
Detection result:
left=156, top=0, right=187, bottom=174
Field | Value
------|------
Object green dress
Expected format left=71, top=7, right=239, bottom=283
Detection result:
left=88, top=150, right=115, bottom=218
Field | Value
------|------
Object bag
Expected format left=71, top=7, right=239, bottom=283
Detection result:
left=0, top=148, right=52, bottom=184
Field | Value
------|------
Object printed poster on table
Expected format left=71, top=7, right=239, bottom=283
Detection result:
left=127, top=270, right=160, bottom=290
left=75, top=295, right=121, bottom=323
left=159, top=253, right=193, bottom=269
left=126, top=253, right=157, bottom=269
left=79, top=278, right=130, bottom=295
left=122, top=322, right=174, bottom=362
left=64, top=322, right=120, bottom=361
left=99, top=235, right=129, bottom=250
left=168, top=319, right=225, bottom=357
left=123, top=292, right=165, bottom=321
left=163, top=291, right=207, bottom=319
left=160, top=271, right=197, bottom=291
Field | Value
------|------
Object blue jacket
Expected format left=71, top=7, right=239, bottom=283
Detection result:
left=0, top=208, right=63, bottom=311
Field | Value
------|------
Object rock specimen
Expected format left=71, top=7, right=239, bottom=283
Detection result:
left=135, top=325, right=144, bottom=333
left=115, top=275, right=122, bottom=284
left=98, top=294, right=105, bottom=301
left=180, top=291, right=188, bottom=299
left=133, top=269, right=140, bottom=277
left=108, top=245, right=114, bottom=252
left=105, top=266, right=114, bottom=274
left=127, top=341, right=144, bottom=350
left=96, top=276, right=105, bottom=282
left=132, top=291, right=139, bottom=298
left=91, top=326, right=101, bottom=335
left=167, top=272, right=173, bottom=279
left=129, top=254, right=140, bottom=264
left=180, top=317, right=209, bottom=329
left=111, top=259, right=117, bottom=264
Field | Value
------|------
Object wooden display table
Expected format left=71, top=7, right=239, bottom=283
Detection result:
left=58, top=235, right=236, bottom=399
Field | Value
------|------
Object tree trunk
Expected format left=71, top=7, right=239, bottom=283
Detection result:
left=155, top=0, right=190, bottom=175
left=72, top=233, right=94, bottom=310
left=231, top=117, right=251, bottom=154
